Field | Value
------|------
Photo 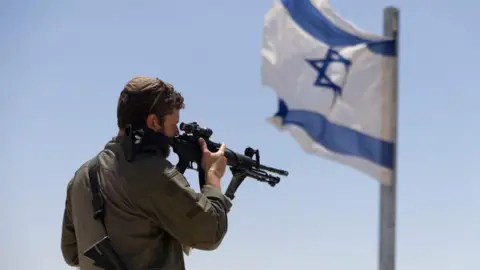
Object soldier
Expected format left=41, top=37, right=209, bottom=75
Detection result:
left=61, top=76, right=232, bottom=270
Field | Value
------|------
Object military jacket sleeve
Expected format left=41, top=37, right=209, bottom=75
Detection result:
left=135, top=159, right=232, bottom=251
left=61, top=179, right=79, bottom=266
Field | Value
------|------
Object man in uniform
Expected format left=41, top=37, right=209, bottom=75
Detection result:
left=61, top=76, right=232, bottom=270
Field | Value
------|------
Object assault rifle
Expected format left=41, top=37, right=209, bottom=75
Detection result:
left=124, top=121, right=289, bottom=199
left=171, top=122, right=289, bottom=199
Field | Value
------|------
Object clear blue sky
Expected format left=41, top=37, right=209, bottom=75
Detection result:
left=1, top=0, right=478, bottom=269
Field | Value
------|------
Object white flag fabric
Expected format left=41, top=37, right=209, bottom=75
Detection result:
left=261, top=0, right=397, bottom=185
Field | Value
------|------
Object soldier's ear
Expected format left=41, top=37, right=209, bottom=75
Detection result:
left=146, top=114, right=161, bottom=131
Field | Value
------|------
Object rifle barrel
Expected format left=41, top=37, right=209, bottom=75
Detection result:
left=258, top=164, right=289, bottom=176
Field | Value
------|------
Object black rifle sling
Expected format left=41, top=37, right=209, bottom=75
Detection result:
left=84, top=154, right=131, bottom=270
left=88, top=155, right=108, bottom=235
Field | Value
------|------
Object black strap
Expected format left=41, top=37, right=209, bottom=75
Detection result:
left=88, top=155, right=108, bottom=235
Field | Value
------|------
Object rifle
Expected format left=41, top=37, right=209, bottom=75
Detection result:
left=124, top=122, right=288, bottom=199
left=170, top=122, right=289, bottom=200
left=83, top=236, right=128, bottom=270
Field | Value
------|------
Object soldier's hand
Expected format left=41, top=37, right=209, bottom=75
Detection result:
left=198, top=138, right=227, bottom=183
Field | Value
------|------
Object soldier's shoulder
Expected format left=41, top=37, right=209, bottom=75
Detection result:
left=124, top=154, right=180, bottom=189
left=130, top=153, right=172, bottom=172
left=127, top=156, right=184, bottom=199
left=64, top=159, right=90, bottom=196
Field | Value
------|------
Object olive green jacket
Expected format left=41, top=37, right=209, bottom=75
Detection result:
left=61, top=137, right=232, bottom=270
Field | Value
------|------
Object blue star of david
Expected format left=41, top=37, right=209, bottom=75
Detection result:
left=306, top=48, right=352, bottom=98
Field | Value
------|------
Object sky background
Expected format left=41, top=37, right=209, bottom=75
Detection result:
left=1, top=0, right=478, bottom=270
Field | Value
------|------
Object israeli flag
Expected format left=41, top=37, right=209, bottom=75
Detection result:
left=261, top=0, right=397, bottom=185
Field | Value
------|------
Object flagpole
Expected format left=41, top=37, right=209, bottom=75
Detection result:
left=379, top=6, right=399, bottom=270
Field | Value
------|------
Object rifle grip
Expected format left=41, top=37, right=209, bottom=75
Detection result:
left=176, top=159, right=188, bottom=174
left=198, top=167, right=206, bottom=189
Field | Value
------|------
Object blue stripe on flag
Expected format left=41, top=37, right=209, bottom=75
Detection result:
left=274, top=99, right=394, bottom=168
left=281, top=0, right=396, bottom=56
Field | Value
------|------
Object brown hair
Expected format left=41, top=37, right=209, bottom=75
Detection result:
left=116, top=76, right=185, bottom=129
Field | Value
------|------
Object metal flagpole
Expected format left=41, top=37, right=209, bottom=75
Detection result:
left=379, top=6, right=399, bottom=270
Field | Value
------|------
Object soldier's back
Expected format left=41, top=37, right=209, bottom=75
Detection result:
left=67, top=137, right=186, bottom=270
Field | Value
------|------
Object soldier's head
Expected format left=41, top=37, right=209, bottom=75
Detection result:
left=117, top=76, right=185, bottom=137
